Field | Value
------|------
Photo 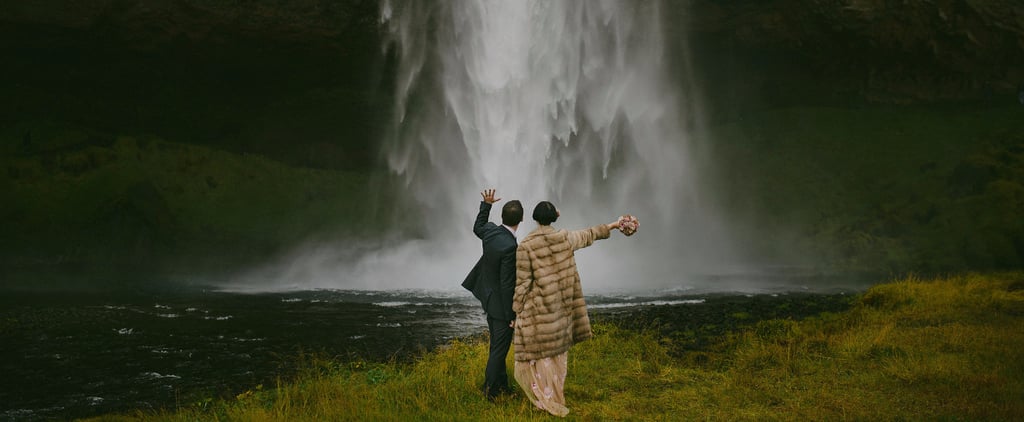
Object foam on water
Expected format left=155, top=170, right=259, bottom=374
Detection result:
left=589, top=299, right=707, bottom=309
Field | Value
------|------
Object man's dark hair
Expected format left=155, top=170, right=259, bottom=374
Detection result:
left=532, top=201, right=558, bottom=225
left=501, top=200, right=524, bottom=226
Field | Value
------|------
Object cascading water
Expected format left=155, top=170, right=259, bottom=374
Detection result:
left=369, top=0, right=731, bottom=291
left=231, top=0, right=734, bottom=292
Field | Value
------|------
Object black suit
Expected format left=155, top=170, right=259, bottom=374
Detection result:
left=462, top=201, right=517, bottom=397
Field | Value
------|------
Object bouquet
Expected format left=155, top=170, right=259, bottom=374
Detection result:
left=617, top=214, right=639, bottom=236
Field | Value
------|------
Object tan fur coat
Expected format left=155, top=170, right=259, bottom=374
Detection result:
left=512, top=223, right=611, bottom=361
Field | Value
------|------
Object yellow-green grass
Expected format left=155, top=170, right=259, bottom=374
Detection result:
left=88, top=272, right=1024, bottom=421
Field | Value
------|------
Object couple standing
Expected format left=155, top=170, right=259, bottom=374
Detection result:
left=462, top=189, right=628, bottom=417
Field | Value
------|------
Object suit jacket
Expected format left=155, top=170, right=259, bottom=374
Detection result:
left=462, top=201, right=517, bottom=321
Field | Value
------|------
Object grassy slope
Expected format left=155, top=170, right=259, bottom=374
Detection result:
left=86, top=273, right=1024, bottom=421
left=0, top=121, right=370, bottom=278
left=705, top=105, right=1024, bottom=274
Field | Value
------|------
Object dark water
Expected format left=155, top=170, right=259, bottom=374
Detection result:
left=0, top=287, right=486, bottom=420
left=0, top=276, right=865, bottom=421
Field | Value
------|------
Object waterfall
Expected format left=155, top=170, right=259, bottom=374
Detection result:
left=370, top=0, right=729, bottom=292
left=229, top=0, right=733, bottom=292
left=384, top=1, right=681, bottom=220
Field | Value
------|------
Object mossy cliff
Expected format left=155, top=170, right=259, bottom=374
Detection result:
left=706, top=105, right=1024, bottom=274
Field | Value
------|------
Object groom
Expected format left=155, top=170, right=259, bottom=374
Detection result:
left=462, top=188, right=522, bottom=400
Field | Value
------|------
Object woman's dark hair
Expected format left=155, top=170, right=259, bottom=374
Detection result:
left=532, top=201, right=558, bottom=225
left=501, top=200, right=524, bottom=226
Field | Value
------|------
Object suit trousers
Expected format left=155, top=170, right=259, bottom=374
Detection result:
left=484, top=315, right=514, bottom=397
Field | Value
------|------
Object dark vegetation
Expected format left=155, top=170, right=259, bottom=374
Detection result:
left=706, top=105, right=1024, bottom=275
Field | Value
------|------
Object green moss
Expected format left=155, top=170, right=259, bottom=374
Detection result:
left=0, top=124, right=372, bottom=275
left=706, top=105, right=1024, bottom=274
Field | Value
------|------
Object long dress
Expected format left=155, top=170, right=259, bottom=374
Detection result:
left=513, top=352, right=570, bottom=417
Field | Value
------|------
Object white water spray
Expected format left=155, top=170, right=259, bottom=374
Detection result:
left=231, top=0, right=734, bottom=292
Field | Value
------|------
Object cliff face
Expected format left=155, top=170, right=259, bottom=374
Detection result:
left=2, top=1, right=1021, bottom=278
left=1, top=0, right=1021, bottom=164
left=679, top=0, right=1024, bottom=104
left=1, top=0, right=377, bottom=51
left=1, top=0, right=384, bottom=170
left=3, top=0, right=1020, bottom=100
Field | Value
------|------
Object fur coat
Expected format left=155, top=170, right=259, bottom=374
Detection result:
left=512, top=223, right=611, bottom=361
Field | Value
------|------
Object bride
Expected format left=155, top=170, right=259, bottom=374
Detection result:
left=510, top=201, right=636, bottom=417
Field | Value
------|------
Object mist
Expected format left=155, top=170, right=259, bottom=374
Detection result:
left=224, top=0, right=749, bottom=294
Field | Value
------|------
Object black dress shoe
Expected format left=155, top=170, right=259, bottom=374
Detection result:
left=482, top=385, right=515, bottom=402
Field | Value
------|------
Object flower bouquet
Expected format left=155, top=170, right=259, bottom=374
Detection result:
left=617, top=214, right=639, bottom=236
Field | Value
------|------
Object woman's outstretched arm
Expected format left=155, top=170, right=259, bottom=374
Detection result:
left=566, top=219, right=619, bottom=251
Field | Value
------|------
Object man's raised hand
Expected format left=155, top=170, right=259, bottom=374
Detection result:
left=480, top=189, right=501, bottom=204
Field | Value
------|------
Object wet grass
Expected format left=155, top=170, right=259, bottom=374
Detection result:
left=87, top=272, right=1024, bottom=421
